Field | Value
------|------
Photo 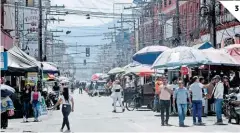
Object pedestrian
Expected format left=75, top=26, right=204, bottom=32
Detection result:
left=54, top=87, right=74, bottom=132
left=21, top=84, right=32, bottom=122
left=199, top=77, right=207, bottom=117
left=189, top=76, right=204, bottom=125
left=1, top=96, right=15, bottom=129
left=153, top=77, right=162, bottom=112
left=30, top=86, right=42, bottom=122
left=173, top=81, right=191, bottom=127
left=212, top=75, right=224, bottom=125
left=79, top=82, right=83, bottom=94
left=111, top=79, right=125, bottom=113
left=159, top=76, right=173, bottom=126
left=171, top=78, right=178, bottom=114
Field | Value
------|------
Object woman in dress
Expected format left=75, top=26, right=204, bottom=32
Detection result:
left=54, top=87, right=74, bottom=132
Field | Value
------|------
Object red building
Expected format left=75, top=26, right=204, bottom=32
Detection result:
left=137, top=0, right=240, bottom=48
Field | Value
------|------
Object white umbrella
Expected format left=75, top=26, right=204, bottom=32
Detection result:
left=108, top=67, right=125, bottom=74
left=1, top=84, right=15, bottom=97
left=152, top=46, right=210, bottom=69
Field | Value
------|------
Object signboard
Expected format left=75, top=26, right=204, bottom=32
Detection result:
left=26, top=72, right=38, bottom=85
left=1, top=52, right=8, bottom=70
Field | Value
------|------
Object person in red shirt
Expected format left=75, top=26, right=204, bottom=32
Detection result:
left=153, top=77, right=162, bottom=112
left=30, top=86, right=42, bottom=122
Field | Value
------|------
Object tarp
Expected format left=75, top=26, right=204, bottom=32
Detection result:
left=201, top=49, right=240, bottom=66
left=222, top=44, right=240, bottom=63
left=7, top=46, right=38, bottom=72
left=7, top=46, right=59, bottom=73
left=192, top=42, right=213, bottom=50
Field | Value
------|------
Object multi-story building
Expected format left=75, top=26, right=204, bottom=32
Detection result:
left=3, top=0, right=50, bottom=57
left=1, top=0, right=13, bottom=50
left=136, top=0, right=240, bottom=48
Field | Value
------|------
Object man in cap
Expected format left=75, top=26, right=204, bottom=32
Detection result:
left=212, top=75, right=224, bottom=124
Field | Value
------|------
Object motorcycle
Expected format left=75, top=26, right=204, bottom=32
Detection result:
left=223, top=89, right=240, bottom=124
left=49, top=91, right=60, bottom=110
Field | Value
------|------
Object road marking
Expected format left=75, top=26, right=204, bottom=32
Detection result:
left=132, top=122, right=147, bottom=131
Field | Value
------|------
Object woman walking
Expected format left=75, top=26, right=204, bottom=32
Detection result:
left=30, top=86, right=42, bottom=122
left=21, top=84, right=31, bottom=122
left=54, top=87, right=74, bottom=132
left=111, top=80, right=125, bottom=113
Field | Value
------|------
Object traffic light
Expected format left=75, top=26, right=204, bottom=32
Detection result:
left=86, top=47, right=90, bottom=57
left=86, top=14, right=90, bottom=19
left=83, top=59, right=87, bottom=65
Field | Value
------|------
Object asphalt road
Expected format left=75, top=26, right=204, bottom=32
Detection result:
left=3, top=90, right=240, bottom=132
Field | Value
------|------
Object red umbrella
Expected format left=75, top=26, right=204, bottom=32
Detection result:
left=91, top=74, right=100, bottom=81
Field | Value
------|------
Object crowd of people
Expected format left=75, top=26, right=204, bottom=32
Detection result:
left=153, top=74, right=239, bottom=127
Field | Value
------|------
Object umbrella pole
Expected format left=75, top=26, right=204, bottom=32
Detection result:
left=208, top=65, right=211, bottom=83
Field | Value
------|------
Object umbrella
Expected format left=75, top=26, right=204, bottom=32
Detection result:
left=125, top=65, right=164, bottom=76
left=108, top=67, right=125, bottom=75
left=152, top=46, right=210, bottom=69
left=1, top=84, right=15, bottom=97
left=133, top=46, right=170, bottom=65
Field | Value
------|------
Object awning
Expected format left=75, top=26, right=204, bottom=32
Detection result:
left=192, top=42, right=213, bottom=50
left=8, top=46, right=59, bottom=73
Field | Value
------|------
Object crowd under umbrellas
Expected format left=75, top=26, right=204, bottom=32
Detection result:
left=107, top=44, right=240, bottom=127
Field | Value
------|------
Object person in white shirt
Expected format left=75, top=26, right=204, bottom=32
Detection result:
left=212, top=75, right=224, bottom=124
left=111, top=80, right=125, bottom=113
left=54, top=87, right=74, bottom=132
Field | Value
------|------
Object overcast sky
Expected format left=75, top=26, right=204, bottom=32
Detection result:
left=49, top=0, right=133, bottom=27
left=49, top=0, right=133, bottom=79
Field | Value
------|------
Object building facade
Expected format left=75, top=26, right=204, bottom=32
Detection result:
left=136, top=0, right=240, bottom=49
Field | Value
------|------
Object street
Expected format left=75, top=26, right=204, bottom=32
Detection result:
left=4, top=91, right=240, bottom=132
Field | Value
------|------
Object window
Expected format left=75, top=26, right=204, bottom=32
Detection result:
left=169, top=0, right=171, bottom=5
left=164, top=0, right=167, bottom=7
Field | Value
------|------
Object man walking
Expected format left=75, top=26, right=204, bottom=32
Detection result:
left=212, top=75, right=224, bottom=125
left=173, top=81, right=191, bottom=127
left=189, top=76, right=204, bottom=125
left=159, top=76, right=173, bottom=126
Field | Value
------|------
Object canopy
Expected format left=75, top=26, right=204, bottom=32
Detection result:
left=41, top=62, right=59, bottom=73
left=7, top=46, right=38, bottom=72
left=152, top=46, right=210, bottom=69
left=108, top=67, right=125, bottom=75
left=192, top=42, right=213, bottom=50
left=132, top=45, right=170, bottom=65
left=222, top=44, right=240, bottom=63
left=7, top=46, right=59, bottom=73
left=201, top=49, right=240, bottom=66
left=125, top=65, right=164, bottom=76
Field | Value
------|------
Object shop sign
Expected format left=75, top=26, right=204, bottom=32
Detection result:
left=1, top=52, right=8, bottom=70
left=180, top=66, right=189, bottom=75
left=27, top=72, right=38, bottom=85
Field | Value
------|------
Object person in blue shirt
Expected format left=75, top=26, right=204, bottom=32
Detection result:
left=173, top=81, right=191, bottom=127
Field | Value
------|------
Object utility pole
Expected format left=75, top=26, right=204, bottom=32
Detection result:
left=15, top=2, right=20, bottom=47
left=175, top=0, right=181, bottom=46
left=38, top=0, right=43, bottom=61
left=210, top=0, right=217, bottom=48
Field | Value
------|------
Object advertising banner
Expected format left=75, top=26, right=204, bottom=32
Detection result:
left=26, top=72, right=38, bottom=86
left=1, top=52, right=8, bottom=70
